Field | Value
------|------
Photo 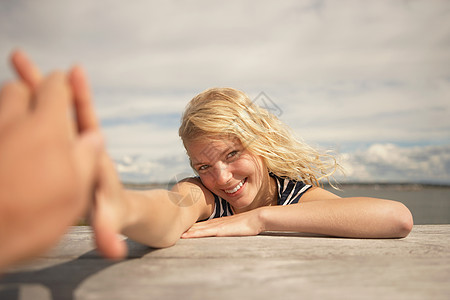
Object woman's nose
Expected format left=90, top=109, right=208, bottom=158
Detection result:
left=213, top=162, right=232, bottom=185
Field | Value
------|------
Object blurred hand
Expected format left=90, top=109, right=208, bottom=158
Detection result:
left=11, top=49, right=127, bottom=260
left=90, top=153, right=128, bottom=259
left=0, top=50, right=104, bottom=270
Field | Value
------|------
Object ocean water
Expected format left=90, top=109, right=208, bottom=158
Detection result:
left=325, top=184, right=450, bottom=225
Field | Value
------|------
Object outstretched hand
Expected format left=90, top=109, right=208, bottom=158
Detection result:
left=14, top=50, right=128, bottom=260
left=0, top=50, right=104, bottom=269
left=90, top=152, right=128, bottom=259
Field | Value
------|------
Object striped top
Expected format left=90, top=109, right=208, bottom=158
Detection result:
left=201, top=173, right=312, bottom=221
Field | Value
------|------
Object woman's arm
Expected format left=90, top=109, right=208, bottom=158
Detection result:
left=120, top=187, right=208, bottom=247
left=92, top=168, right=212, bottom=258
left=260, top=188, right=413, bottom=238
left=182, top=187, right=413, bottom=239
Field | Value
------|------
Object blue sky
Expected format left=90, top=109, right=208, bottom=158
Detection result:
left=1, top=0, right=449, bottom=184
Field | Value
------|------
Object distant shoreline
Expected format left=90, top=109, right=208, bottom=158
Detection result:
left=123, top=181, right=450, bottom=190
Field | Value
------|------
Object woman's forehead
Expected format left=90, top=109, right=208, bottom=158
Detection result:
left=187, top=138, right=242, bottom=162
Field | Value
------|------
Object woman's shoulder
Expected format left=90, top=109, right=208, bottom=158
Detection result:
left=269, top=172, right=313, bottom=205
left=269, top=172, right=308, bottom=186
left=172, top=176, right=216, bottom=208
left=176, top=177, right=234, bottom=221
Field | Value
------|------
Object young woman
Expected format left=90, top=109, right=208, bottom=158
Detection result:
left=92, top=88, right=414, bottom=259
left=9, top=50, right=413, bottom=260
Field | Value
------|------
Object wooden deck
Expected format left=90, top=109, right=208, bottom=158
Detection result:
left=1, top=225, right=449, bottom=300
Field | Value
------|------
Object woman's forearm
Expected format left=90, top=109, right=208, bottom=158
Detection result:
left=120, top=189, right=197, bottom=248
left=259, top=198, right=413, bottom=238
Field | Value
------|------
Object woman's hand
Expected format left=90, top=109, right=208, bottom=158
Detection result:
left=8, top=49, right=127, bottom=260
left=90, top=153, right=128, bottom=259
left=0, top=51, right=104, bottom=269
left=181, top=209, right=265, bottom=238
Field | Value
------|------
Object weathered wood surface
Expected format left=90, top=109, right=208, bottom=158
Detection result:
left=0, top=225, right=449, bottom=300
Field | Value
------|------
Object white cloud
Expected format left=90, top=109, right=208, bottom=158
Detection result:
left=338, top=144, right=450, bottom=184
left=114, top=152, right=194, bottom=184
left=113, top=153, right=194, bottom=183
left=94, top=89, right=189, bottom=121
left=2, top=1, right=449, bottom=87
left=276, top=78, right=450, bottom=146
left=0, top=0, right=449, bottom=183
left=103, top=122, right=183, bottom=159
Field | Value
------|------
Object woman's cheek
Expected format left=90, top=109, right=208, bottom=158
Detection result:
left=199, top=173, right=215, bottom=190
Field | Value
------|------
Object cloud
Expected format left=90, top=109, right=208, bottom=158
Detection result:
left=103, top=122, right=184, bottom=159
left=2, top=1, right=449, bottom=87
left=1, top=0, right=449, bottom=184
left=339, top=143, right=450, bottom=184
left=114, top=152, right=194, bottom=184
left=278, top=78, right=450, bottom=146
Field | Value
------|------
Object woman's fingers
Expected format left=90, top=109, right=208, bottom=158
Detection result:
left=10, top=50, right=42, bottom=91
left=0, top=81, right=32, bottom=128
left=69, top=65, right=99, bottom=132
left=9, top=51, right=99, bottom=138
left=181, top=221, right=219, bottom=238
left=34, top=71, right=77, bottom=138
left=92, top=212, right=127, bottom=260
left=72, top=130, right=104, bottom=212
left=90, top=153, right=128, bottom=259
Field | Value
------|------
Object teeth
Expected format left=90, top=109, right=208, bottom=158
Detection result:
left=225, top=180, right=244, bottom=194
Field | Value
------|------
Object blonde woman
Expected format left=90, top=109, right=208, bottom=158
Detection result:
left=7, top=54, right=413, bottom=259
left=91, top=88, right=413, bottom=259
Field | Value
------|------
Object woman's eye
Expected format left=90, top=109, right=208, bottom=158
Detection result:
left=227, top=150, right=238, bottom=159
left=198, top=165, right=209, bottom=171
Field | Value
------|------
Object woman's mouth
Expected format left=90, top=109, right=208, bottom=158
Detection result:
left=224, top=178, right=247, bottom=194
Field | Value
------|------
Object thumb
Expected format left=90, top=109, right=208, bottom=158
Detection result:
left=92, top=214, right=128, bottom=260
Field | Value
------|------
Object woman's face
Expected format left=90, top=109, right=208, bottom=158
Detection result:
left=186, top=137, right=267, bottom=211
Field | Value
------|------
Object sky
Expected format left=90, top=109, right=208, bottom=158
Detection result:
left=1, top=0, right=449, bottom=184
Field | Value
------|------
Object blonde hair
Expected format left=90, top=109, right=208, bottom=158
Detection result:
left=178, top=87, right=340, bottom=187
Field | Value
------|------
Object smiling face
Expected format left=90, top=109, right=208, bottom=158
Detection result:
left=186, top=137, right=274, bottom=212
